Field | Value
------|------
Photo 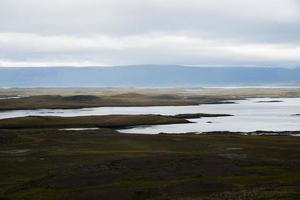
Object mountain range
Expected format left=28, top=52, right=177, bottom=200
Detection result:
left=0, top=65, right=299, bottom=87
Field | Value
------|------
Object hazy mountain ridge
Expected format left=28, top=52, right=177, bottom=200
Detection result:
left=0, top=65, right=299, bottom=87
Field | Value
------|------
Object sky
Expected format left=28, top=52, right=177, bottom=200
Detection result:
left=0, top=0, right=300, bottom=67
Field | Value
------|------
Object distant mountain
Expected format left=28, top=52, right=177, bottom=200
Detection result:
left=0, top=65, right=299, bottom=87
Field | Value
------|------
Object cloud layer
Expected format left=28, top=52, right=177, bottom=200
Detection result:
left=0, top=0, right=300, bottom=67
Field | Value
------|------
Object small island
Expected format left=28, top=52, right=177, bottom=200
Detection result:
left=172, top=113, right=233, bottom=119
left=256, top=100, right=284, bottom=103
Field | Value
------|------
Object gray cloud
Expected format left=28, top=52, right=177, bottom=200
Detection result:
left=0, top=0, right=300, bottom=67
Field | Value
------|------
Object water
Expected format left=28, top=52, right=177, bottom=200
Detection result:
left=0, top=96, right=22, bottom=100
left=0, top=98, right=299, bottom=134
left=59, top=128, right=100, bottom=131
left=121, top=98, right=300, bottom=134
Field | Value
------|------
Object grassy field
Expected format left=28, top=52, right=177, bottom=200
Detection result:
left=1, top=130, right=300, bottom=200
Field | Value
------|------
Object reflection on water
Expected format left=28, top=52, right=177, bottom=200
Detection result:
left=0, top=98, right=300, bottom=134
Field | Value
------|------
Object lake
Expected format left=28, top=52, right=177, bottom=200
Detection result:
left=0, top=98, right=300, bottom=134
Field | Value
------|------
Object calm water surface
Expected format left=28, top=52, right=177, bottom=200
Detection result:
left=0, top=98, right=300, bottom=134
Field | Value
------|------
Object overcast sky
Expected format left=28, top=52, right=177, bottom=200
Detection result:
left=0, top=0, right=300, bottom=67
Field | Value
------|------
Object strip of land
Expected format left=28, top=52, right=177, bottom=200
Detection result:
left=0, top=94, right=236, bottom=111
left=1, top=87, right=300, bottom=98
left=1, top=86, right=300, bottom=111
left=0, top=112, right=237, bottom=130
left=256, top=100, right=284, bottom=103
left=172, top=113, right=233, bottom=119
left=0, top=115, right=190, bottom=129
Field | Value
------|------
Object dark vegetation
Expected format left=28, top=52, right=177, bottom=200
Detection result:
left=0, top=94, right=236, bottom=111
left=0, top=131, right=17, bottom=144
left=0, top=115, right=190, bottom=129
left=173, top=113, right=233, bottom=119
left=0, top=130, right=300, bottom=200
left=61, top=95, right=101, bottom=101
left=256, top=100, right=284, bottom=103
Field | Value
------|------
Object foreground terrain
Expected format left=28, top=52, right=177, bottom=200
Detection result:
left=1, top=129, right=300, bottom=200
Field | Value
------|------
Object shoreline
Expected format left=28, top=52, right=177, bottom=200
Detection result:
left=156, top=130, right=300, bottom=136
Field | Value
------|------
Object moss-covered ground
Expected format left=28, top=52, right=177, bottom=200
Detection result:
left=1, top=129, right=300, bottom=200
